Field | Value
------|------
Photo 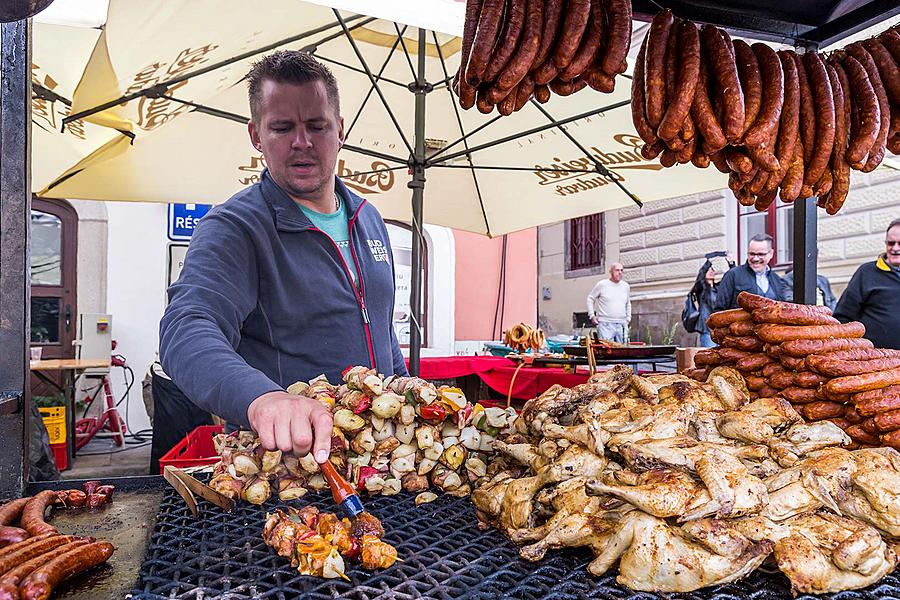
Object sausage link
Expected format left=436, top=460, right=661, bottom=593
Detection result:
left=694, top=348, right=726, bottom=366
left=846, top=43, right=890, bottom=172
left=745, top=43, right=784, bottom=172
left=840, top=53, right=881, bottom=168
left=735, top=353, right=772, bottom=372
left=762, top=362, right=785, bottom=378
left=826, top=367, right=900, bottom=396
left=557, top=0, right=601, bottom=82
left=456, top=0, right=484, bottom=108
left=822, top=60, right=850, bottom=215
left=729, top=320, right=755, bottom=336
left=583, top=66, right=615, bottom=93
left=862, top=38, right=900, bottom=109
left=770, top=51, right=800, bottom=188
left=482, top=0, right=527, bottom=84
left=846, top=424, right=881, bottom=445
left=854, top=388, right=900, bottom=418
left=755, top=322, right=866, bottom=344
left=874, top=408, right=900, bottom=433
left=548, top=77, right=586, bottom=97
left=658, top=20, right=700, bottom=142
left=706, top=308, right=752, bottom=328
left=533, top=59, right=559, bottom=85
left=0, top=535, right=79, bottom=576
left=768, top=370, right=794, bottom=390
left=533, top=83, right=550, bottom=104
left=796, top=400, right=845, bottom=420
left=684, top=367, right=708, bottom=382
left=751, top=306, right=837, bottom=326
left=0, top=499, right=29, bottom=528
left=464, top=0, right=504, bottom=86
left=514, top=74, right=535, bottom=112
left=722, top=335, right=764, bottom=352
left=792, top=52, right=816, bottom=166
left=802, top=52, right=836, bottom=188
left=710, top=327, right=730, bottom=344
left=20, top=492, right=59, bottom=537
left=718, top=347, right=752, bottom=363
left=732, top=40, right=761, bottom=138
left=779, top=141, right=805, bottom=202
left=744, top=374, right=766, bottom=391
left=843, top=404, right=865, bottom=424
left=701, top=25, right=743, bottom=143
left=737, top=291, right=831, bottom=313
left=19, top=541, right=115, bottom=600
left=781, top=337, right=874, bottom=358
left=806, top=351, right=900, bottom=377
left=598, top=0, right=632, bottom=77
left=792, top=371, right=829, bottom=389
left=495, top=0, right=543, bottom=91
left=630, top=25, right=657, bottom=145
left=690, top=151, right=711, bottom=169
left=645, top=10, right=674, bottom=129
left=532, top=0, right=562, bottom=70
left=0, top=540, right=91, bottom=600
left=882, top=429, right=900, bottom=450
left=552, top=0, right=590, bottom=70
left=497, top=84, right=518, bottom=115
left=880, top=28, right=900, bottom=64
left=692, top=55, right=728, bottom=154
left=779, top=355, right=806, bottom=371
left=783, top=387, right=819, bottom=405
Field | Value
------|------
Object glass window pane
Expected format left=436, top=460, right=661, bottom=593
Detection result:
left=31, top=210, right=62, bottom=285
left=776, top=205, right=794, bottom=265
left=31, top=297, right=60, bottom=344
left=739, top=213, right=769, bottom=263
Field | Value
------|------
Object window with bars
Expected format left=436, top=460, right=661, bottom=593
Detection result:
left=568, top=213, right=604, bottom=271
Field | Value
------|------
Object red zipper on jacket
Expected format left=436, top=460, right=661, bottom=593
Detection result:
left=307, top=200, right=376, bottom=368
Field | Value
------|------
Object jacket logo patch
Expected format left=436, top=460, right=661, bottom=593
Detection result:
left=367, top=239, right=390, bottom=263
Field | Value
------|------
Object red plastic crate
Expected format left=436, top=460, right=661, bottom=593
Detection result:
left=158, top=424, right=224, bottom=474
left=50, top=442, right=67, bottom=471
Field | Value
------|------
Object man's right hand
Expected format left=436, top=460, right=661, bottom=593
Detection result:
left=247, top=391, right=334, bottom=463
left=590, top=315, right=599, bottom=325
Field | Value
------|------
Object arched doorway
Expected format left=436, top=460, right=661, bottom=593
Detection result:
left=31, top=197, right=78, bottom=368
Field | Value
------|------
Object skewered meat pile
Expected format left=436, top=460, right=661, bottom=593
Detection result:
left=632, top=13, right=899, bottom=214
left=0, top=483, right=116, bottom=600
left=689, top=292, right=900, bottom=450
left=503, top=322, right=546, bottom=353
left=472, top=364, right=900, bottom=594
left=263, top=506, right=397, bottom=580
left=454, top=0, right=632, bottom=114
left=210, top=366, right=518, bottom=504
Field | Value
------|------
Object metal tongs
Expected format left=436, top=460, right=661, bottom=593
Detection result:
left=163, top=465, right=234, bottom=517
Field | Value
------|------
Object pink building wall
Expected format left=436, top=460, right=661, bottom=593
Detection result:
left=453, top=228, right=537, bottom=341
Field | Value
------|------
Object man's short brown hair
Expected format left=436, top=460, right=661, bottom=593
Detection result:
left=887, top=218, right=900, bottom=236
left=246, top=50, right=340, bottom=123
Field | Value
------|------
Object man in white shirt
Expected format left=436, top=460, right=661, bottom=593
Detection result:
left=587, top=263, right=631, bottom=343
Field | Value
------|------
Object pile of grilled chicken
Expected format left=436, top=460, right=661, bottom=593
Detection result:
left=262, top=506, right=397, bottom=580
left=472, top=364, right=900, bottom=594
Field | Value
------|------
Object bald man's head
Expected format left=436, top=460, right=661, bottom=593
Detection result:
left=609, top=263, right=625, bottom=283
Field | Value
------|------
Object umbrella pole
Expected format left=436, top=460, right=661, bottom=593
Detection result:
left=408, top=28, right=428, bottom=376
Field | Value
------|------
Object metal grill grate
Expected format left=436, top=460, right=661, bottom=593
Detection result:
left=130, top=486, right=900, bottom=599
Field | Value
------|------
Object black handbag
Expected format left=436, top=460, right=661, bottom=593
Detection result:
left=681, top=292, right=701, bottom=333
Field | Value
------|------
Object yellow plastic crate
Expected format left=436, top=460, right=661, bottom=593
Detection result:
left=38, top=406, right=66, bottom=445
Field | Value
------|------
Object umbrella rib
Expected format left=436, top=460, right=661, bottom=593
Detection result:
left=529, top=98, right=642, bottom=208
left=427, top=100, right=630, bottom=166
left=341, top=143, right=408, bottom=165
left=62, top=14, right=372, bottom=126
left=314, top=55, right=408, bottom=89
left=335, top=10, right=414, bottom=157
left=430, top=164, right=602, bottom=173
left=346, top=25, right=408, bottom=139
left=432, top=30, right=491, bottom=237
left=394, top=22, right=418, bottom=81
left=425, top=113, right=503, bottom=163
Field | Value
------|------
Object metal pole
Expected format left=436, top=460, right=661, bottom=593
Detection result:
left=408, top=28, right=429, bottom=376
left=792, top=196, right=817, bottom=305
left=0, top=19, right=32, bottom=495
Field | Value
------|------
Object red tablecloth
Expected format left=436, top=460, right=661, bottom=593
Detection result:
left=407, top=356, right=590, bottom=400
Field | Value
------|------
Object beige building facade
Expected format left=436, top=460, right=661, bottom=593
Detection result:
left=538, top=168, right=900, bottom=346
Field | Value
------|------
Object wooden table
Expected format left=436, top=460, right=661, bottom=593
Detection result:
left=31, top=359, right=111, bottom=468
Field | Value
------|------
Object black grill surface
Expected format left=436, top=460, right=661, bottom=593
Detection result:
left=130, top=487, right=900, bottom=599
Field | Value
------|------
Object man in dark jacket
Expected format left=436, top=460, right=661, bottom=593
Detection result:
left=834, top=218, right=900, bottom=349
left=713, top=233, right=787, bottom=311
left=159, top=51, right=406, bottom=463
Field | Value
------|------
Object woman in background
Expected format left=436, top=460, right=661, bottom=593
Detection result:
left=690, top=251, right=734, bottom=347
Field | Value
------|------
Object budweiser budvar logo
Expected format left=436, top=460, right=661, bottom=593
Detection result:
left=532, top=134, right=663, bottom=196
left=237, top=155, right=395, bottom=195
left=124, top=44, right=219, bottom=131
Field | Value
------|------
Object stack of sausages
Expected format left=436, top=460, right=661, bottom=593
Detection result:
left=689, top=292, right=900, bottom=450
left=454, top=0, right=632, bottom=115
left=0, top=488, right=116, bottom=600
left=632, top=12, right=900, bottom=215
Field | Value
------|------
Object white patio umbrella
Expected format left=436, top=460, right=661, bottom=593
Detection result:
left=32, top=0, right=724, bottom=370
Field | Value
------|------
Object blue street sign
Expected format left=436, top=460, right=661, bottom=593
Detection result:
left=168, top=203, right=212, bottom=241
